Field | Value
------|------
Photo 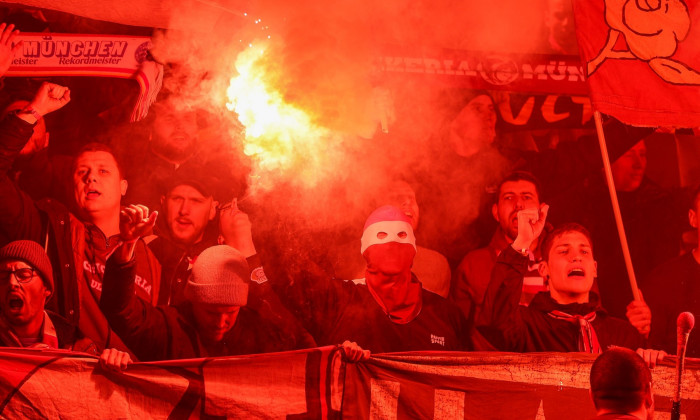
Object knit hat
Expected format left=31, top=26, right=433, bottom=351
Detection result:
left=0, top=240, right=54, bottom=295
left=183, top=245, right=249, bottom=306
left=440, top=89, right=494, bottom=123
left=360, top=205, right=416, bottom=255
left=161, top=166, right=215, bottom=199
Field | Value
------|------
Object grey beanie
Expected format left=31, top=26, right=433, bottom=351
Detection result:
left=0, top=240, right=54, bottom=295
left=184, top=245, right=249, bottom=306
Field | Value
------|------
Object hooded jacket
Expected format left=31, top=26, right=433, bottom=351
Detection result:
left=478, top=245, right=643, bottom=352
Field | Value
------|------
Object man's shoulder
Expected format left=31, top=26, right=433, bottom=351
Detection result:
left=33, top=199, right=85, bottom=246
left=47, top=310, right=74, bottom=330
left=596, top=311, right=643, bottom=345
left=646, top=252, right=697, bottom=286
left=337, top=279, right=374, bottom=298
left=455, top=232, right=504, bottom=268
left=461, top=246, right=493, bottom=264
left=416, top=245, right=449, bottom=263
left=47, top=311, right=81, bottom=346
left=35, top=198, right=86, bottom=234
left=232, top=307, right=303, bottom=351
left=456, top=246, right=496, bottom=276
left=422, top=289, right=462, bottom=315
left=598, top=311, right=636, bottom=329
left=35, top=197, right=70, bottom=215
left=171, top=304, right=199, bottom=330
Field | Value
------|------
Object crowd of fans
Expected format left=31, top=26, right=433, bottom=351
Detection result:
left=0, top=18, right=697, bottom=412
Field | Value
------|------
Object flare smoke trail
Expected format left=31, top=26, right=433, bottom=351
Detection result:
left=146, top=0, right=551, bottom=273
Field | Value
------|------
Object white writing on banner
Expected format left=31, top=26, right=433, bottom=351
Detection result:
left=370, top=378, right=400, bottom=420
left=23, top=40, right=128, bottom=60
left=376, top=56, right=586, bottom=84
left=497, top=94, right=593, bottom=126
left=654, top=414, right=686, bottom=420
left=536, top=400, right=545, bottom=419
left=7, top=33, right=151, bottom=76
left=434, top=389, right=465, bottom=420
left=368, top=381, right=468, bottom=420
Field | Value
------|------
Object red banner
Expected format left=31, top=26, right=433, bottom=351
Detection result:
left=342, top=352, right=700, bottom=420
left=376, top=49, right=588, bottom=96
left=1, top=348, right=699, bottom=419
left=0, top=346, right=341, bottom=419
left=573, top=0, right=700, bottom=127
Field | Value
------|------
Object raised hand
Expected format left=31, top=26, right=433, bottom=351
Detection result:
left=512, top=203, right=550, bottom=252
left=219, top=199, right=257, bottom=258
left=120, top=204, right=157, bottom=243
left=626, top=290, right=651, bottom=338
left=0, top=23, right=21, bottom=76
left=28, top=82, right=71, bottom=116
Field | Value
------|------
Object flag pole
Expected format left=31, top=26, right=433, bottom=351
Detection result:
left=593, top=111, right=641, bottom=301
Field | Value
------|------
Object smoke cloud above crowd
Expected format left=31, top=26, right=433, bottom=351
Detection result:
left=138, top=0, right=553, bottom=268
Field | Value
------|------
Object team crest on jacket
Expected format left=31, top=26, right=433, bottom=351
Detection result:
left=250, top=267, right=268, bottom=284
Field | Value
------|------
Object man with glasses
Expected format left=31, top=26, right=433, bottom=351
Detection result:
left=0, top=239, right=130, bottom=371
left=0, top=240, right=61, bottom=349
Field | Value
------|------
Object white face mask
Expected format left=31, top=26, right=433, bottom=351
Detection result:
left=361, top=220, right=416, bottom=254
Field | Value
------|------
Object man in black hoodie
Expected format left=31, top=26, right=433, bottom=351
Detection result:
left=478, top=203, right=661, bottom=361
left=101, top=204, right=308, bottom=361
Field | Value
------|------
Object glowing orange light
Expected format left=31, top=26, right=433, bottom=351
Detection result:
left=226, top=41, right=336, bottom=189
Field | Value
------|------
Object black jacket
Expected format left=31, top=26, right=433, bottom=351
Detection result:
left=478, top=245, right=643, bottom=352
left=101, top=255, right=309, bottom=361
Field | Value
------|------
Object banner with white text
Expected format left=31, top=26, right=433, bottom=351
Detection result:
left=1, top=348, right=699, bottom=419
left=342, top=352, right=700, bottom=420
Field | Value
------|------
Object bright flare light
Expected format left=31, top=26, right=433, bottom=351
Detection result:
left=226, top=41, right=335, bottom=189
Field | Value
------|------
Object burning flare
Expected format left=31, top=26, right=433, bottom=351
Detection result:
left=226, top=41, right=337, bottom=189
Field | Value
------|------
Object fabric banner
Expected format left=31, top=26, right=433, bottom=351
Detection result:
left=375, top=50, right=588, bottom=97
left=572, top=0, right=700, bottom=128
left=493, top=92, right=594, bottom=130
left=0, top=346, right=341, bottom=419
left=5, top=33, right=162, bottom=121
left=342, top=352, right=700, bottom=420
left=6, top=33, right=150, bottom=76
left=376, top=49, right=594, bottom=130
left=2, top=348, right=699, bottom=419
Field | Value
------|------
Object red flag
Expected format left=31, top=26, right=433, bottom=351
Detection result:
left=573, top=0, right=700, bottom=127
